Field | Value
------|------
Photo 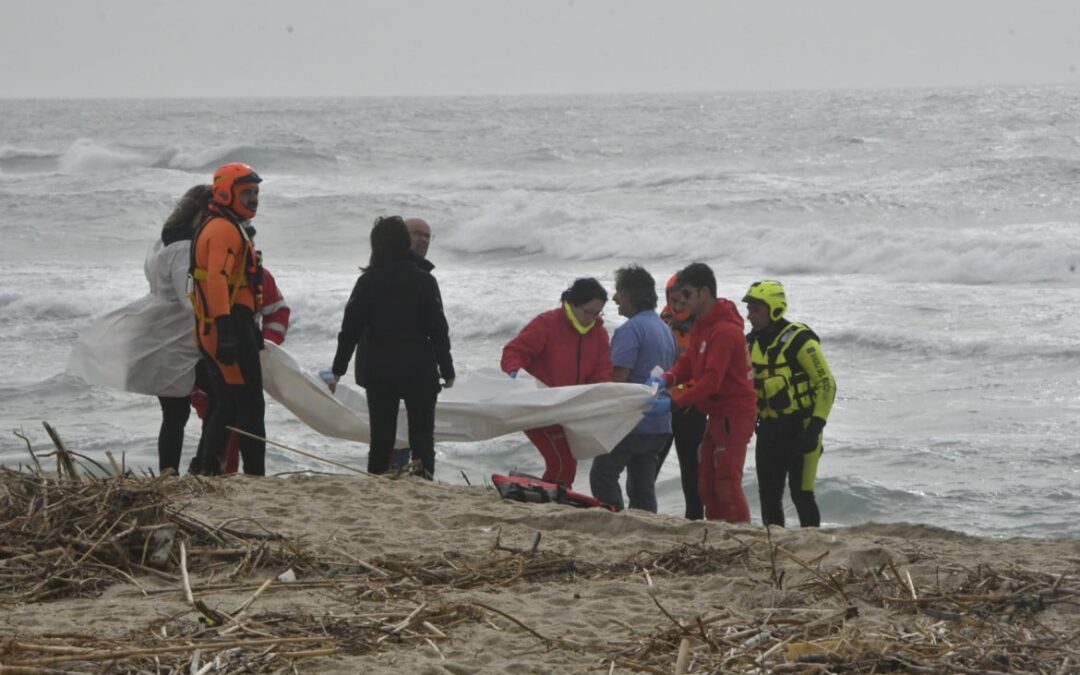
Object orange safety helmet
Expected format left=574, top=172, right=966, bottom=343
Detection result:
left=212, top=162, right=262, bottom=220
left=665, top=273, right=680, bottom=298
left=661, top=272, right=693, bottom=350
left=664, top=272, right=693, bottom=319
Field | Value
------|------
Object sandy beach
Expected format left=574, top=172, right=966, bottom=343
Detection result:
left=2, top=464, right=1079, bottom=674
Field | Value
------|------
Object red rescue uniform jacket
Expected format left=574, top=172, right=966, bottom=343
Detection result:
left=501, top=307, right=612, bottom=386
left=259, top=268, right=289, bottom=346
left=664, top=298, right=756, bottom=417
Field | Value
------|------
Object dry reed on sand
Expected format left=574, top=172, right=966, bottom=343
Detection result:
left=4, top=424, right=1080, bottom=673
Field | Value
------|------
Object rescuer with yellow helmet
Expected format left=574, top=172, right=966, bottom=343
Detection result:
left=743, top=280, right=835, bottom=528
left=189, top=162, right=267, bottom=475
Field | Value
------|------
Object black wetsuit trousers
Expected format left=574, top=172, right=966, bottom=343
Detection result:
left=198, top=307, right=266, bottom=475
left=365, top=381, right=438, bottom=479
left=657, top=405, right=707, bottom=520
left=755, top=416, right=820, bottom=527
left=156, top=361, right=211, bottom=475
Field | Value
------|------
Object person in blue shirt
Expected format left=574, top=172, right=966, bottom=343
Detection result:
left=589, top=265, right=677, bottom=512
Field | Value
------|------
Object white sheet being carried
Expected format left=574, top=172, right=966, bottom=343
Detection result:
left=260, top=342, right=654, bottom=459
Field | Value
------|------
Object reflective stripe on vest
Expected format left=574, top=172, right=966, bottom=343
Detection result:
left=191, top=267, right=248, bottom=286
left=188, top=213, right=262, bottom=332
left=749, top=322, right=816, bottom=419
left=188, top=267, right=249, bottom=327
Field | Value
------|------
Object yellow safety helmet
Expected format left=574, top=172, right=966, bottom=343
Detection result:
left=743, top=280, right=787, bottom=321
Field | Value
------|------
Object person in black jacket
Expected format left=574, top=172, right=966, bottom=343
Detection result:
left=328, top=216, right=455, bottom=479
left=388, top=217, right=438, bottom=470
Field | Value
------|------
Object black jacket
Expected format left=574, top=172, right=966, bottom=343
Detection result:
left=410, top=250, right=434, bottom=272
left=332, top=258, right=454, bottom=387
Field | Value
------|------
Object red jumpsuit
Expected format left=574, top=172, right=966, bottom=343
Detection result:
left=663, top=299, right=757, bottom=522
left=501, top=306, right=612, bottom=486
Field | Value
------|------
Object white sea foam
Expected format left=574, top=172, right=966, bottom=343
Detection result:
left=441, top=192, right=1079, bottom=283
left=1, top=139, right=342, bottom=177
left=57, top=139, right=153, bottom=174
left=0, top=145, right=59, bottom=160
left=412, top=166, right=737, bottom=194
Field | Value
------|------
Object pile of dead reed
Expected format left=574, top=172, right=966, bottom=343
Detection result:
left=1, top=424, right=326, bottom=604
left=4, top=423, right=1078, bottom=673
left=594, top=535, right=1080, bottom=673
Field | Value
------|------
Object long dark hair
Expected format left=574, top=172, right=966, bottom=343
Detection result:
left=367, top=215, right=411, bottom=268
left=162, top=184, right=211, bottom=243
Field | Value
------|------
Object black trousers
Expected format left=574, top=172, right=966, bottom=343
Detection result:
left=157, top=361, right=211, bottom=475
left=157, top=396, right=190, bottom=474
left=656, top=405, right=707, bottom=520
left=198, top=307, right=266, bottom=475
left=755, top=416, right=820, bottom=527
left=365, top=380, right=438, bottom=479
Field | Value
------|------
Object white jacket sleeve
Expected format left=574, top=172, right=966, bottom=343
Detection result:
left=169, top=242, right=193, bottom=311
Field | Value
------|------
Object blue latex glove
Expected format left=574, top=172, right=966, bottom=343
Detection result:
left=508, top=370, right=519, bottom=379
left=644, top=374, right=668, bottom=391
left=319, top=369, right=340, bottom=393
left=644, top=397, right=672, bottom=417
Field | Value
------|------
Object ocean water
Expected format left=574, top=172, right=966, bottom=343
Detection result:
left=2, top=88, right=1079, bottom=538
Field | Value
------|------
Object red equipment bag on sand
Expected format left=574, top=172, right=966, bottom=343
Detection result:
left=491, top=473, right=615, bottom=511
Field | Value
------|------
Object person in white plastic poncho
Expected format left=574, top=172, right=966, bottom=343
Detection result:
left=67, top=185, right=212, bottom=474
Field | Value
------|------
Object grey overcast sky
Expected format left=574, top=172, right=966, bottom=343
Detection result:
left=2, top=0, right=1079, bottom=98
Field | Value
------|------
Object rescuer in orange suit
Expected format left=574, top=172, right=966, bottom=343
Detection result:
left=190, top=162, right=267, bottom=475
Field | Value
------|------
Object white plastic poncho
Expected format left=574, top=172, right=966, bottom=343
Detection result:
left=66, top=239, right=200, bottom=397
left=260, top=342, right=653, bottom=459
